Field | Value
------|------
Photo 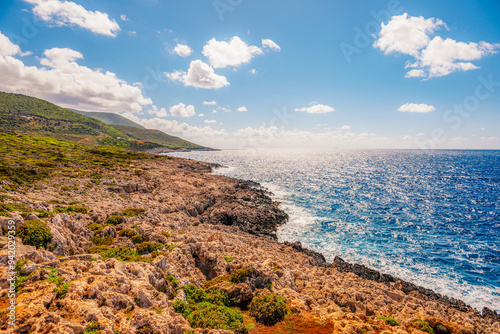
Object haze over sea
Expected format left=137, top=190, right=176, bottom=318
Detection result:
left=169, top=149, right=500, bottom=312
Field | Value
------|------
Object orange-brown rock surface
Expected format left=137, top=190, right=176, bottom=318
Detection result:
left=0, top=156, right=498, bottom=334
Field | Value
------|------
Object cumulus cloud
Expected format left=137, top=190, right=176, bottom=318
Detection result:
left=172, top=43, right=193, bottom=57
left=0, top=33, right=151, bottom=113
left=374, top=13, right=445, bottom=56
left=236, top=106, right=248, bottom=112
left=249, top=68, right=257, bottom=74
left=203, top=100, right=217, bottom=106
left=24, top=0, right=121, bottom=37
left=0, top=31, right=23, bottom=56
left=409, top=37, right=499, bottom=78
left=295, top=104, right=335, bottom=114
left=138, top=118, right=227, bottom=138
left=165, top=60, right=229, bottom=89
left=202, top=36, right=263, bottom=69
left=120, top=14, right=128, bottom=21
left=204, top=119, right=217, bottom=124
left=262, top=39, right=281, bottom=51
left=169, top=103, right=195, bottom=117
left=337, top=125, right=351, bottom=130
left=398, top=103, right=436, bottom=113
left=147, top=105, right=168, bottom=118
left=374, top=13, right=499, bottom=79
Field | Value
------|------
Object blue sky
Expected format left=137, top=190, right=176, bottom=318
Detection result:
left=0, top=0, right=499, bottom=149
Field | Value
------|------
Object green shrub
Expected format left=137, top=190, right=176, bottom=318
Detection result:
left=88, top=223, right=103, bottom=234
left=172, top=300, right=191, bottom=317
left=90, top=235, right=113, bottom=246
left=249, top=294, right=288, bottom=326
left=118, top=229, right=136, bottom=238
left=105, top=214, right=123, bottom=226
left=121, top=208, right=145, bottom=217
left=224, top=256, right=234, bottom=263
left=186, top=305, right=246, bottom=334
left=136, top=242, right=163, bottom=255
left=84, top=321, right=100, bottom=334
left=167, top=275, right=179, bottom=289
left=182, top=284, right=229, bottom=306
left=131, top=234, right=144, bottom=244
left=377, top=316, right=400, bottom=326
left=54, top=282, right=71, bottom=299
left=230, top=267, right=256, bottom=283
left=54, top=206, right=88, bottom=214
left=87, top=246, right=149, bottom=263
left=16, top=220, right=53, bottom=248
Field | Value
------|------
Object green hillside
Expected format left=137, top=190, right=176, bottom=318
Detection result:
left=0, top=92, right=161, bottom=151
left=69, top=109, right=145, bottom=129
left=113, top=125, right=204, bottom=149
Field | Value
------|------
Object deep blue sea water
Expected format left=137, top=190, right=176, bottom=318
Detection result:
left=168, top=149, right=500, bottom=312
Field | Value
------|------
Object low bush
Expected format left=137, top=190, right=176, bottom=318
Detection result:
left=136, top=242, right=163, bottom=255
left=131, top=234, right=144, bottom=244
left=118, top=229, right=136, bottom=238
left=105, top=214, right=123, bottom=226
left=121, top=208, right=145, bottom=217
left=16, top=220, right=53, bottom=248
left=54, top=282, right=71, bottom=299
left=186, top=305, right=247, bottom=334
left=87, top=223, right=104, bottom=234
left=249, top=294, right=288, bottom=326
left=377, top=316, right=400, bottom=326
left=230, top=267, right=256, bottom=284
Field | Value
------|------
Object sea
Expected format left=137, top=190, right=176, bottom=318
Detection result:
left=167, top=149, right=500, bottom=312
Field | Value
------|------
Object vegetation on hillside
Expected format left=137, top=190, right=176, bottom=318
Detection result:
left=0, top=132, right=164, bottom=191
left=0, top=92, right=206, bottom=151
left=69, top=109, right=145, bottom=129
left=113, top=125, right=204, bottom=149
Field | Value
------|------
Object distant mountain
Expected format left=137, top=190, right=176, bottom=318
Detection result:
left=0, top=92, right=207, bottom=151
left=113, top=125, right=203, bottom=150
left=69, top=109, right=145, bottom=129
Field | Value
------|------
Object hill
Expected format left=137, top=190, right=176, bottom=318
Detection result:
left=112, top=125, right=204, bottom=150
left=0, top=92, right=207, bottom=151
left=69, top=109, right=145, bottom=129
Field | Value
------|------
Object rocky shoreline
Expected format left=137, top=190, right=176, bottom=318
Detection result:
left=1, top=148, right=499, bottom=333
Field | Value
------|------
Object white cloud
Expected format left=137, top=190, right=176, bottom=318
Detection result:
left=165, top=60, right=229, bottom=89
left=409, top=37, right=499, bottom=78
left=172, top=43, right=193, bottom=57
left=337, top=125, right=351, bottom=130
left=374, top=13, right=445, bottom=56
left=169, top=103, right=195, bottom=118
left=237, top=106, right=248, bottom=112
left=202, top=36, right=263, bottom=69
left=204, top=119, right=217, bottom=124
left=0, top=33, right=151, bottom=113
left=262, top=39, right=281, bottom=51
left=198, top=113, right=205, bottom=117
left=203, top=100, right=217, bottom=106
left=0, top=31, right=23, bottom=56
left=147, top=105, right=168, bottom=118
left=405, top=69, right=426, bottom=78
left=138, top=118, right=227, bottom=138
left=24, top=0, right=121, bottom=37
left=295, top=104, right=335, bottom=114
left=374, top=13, right=499, bottom=79
left=233, top=125, right=389, bottom=149
left=120, top=14, right=128, bottom=21
left=398, top=103, right=436, bottom=113
left=250, top=68, right=257, bottom=74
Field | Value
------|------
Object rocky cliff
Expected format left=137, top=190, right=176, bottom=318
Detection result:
left=0, top=150, right=499, bottom=334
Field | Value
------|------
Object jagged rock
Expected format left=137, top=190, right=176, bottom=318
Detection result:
left=101, top=225, right=117, bottom=238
